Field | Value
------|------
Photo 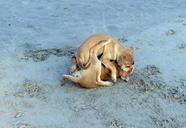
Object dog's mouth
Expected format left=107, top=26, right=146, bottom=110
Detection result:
left=120, top=76, right=129, bottom=81
left=119, top=65, right=134, bottom=82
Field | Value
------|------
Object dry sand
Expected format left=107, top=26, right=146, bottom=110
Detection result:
left=0, top=0, right=186, bottom=128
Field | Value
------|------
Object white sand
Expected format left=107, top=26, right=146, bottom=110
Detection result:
left=0, top=0, right=186, bottom=128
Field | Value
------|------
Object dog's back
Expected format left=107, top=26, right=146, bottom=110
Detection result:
left=76, top=34, right=114, bottom=67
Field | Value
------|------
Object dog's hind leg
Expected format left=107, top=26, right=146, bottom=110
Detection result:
left=96, top=70, right=113, bottom=87
left=83, top=40, right=112, bottom=67
left=101, top=59, right=117, bottom=82
left=89, top=39, right=112, bottom=62
left=63, top=75, right=79, bottom=83
left=89, top=40, right=113, bottom=87
left=97, top=81, right=113, bottom=87
left=70, top=57, right=78, bottom=74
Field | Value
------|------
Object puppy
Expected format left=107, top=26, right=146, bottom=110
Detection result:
left=63, top=40, right=114, bottom=88
left=71, top=34, right=135, bottom=82
left=62, top=60, right=132, bottom=88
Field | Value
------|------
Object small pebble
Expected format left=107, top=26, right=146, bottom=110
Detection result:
left=166, top=29, right=176, bottom=36
left=14, top=112, right=23, bottom=118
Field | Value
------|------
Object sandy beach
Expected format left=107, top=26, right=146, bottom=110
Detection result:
left=0, top=0, right=186, bottom=127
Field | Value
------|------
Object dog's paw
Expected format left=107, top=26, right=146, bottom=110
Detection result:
left=63, top=74, right=68, bottom=78
left=61, top=75, right=68, bottom=86
left=111, top=74, right=117, bottom=82
left=104, top=81, right=113, bottom=87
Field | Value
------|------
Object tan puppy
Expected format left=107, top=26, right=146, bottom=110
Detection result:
left=71, top=34, right=135, bottom=82
left=63, top=40, right=114, bottom=88
left=63, top=62, right=132, bottom=89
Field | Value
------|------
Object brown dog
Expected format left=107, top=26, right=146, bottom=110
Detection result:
left=63, top=40, right=114, bottom=88
left=63, top=40, right=133, bottom=88
left=70, top=34, right=135, bottom=82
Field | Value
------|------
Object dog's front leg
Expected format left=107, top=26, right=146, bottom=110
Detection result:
left=96, top=70, right=113, bottom=87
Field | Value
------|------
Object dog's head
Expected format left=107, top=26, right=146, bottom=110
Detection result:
left=118, top=65, right=134, bottom=81
left=117, top=48, right=135, bottom=80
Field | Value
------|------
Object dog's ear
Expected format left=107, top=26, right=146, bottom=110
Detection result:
left=116, top=55, right=121, bottom=62
left=116, top=56, right=119, bottom=62
left=117, top=55, right=126, bottom=62
left=129, top=47, right=137, bottom=54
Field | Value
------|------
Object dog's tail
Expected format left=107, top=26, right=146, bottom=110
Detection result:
left=82, top=39, right=112, bottom=68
